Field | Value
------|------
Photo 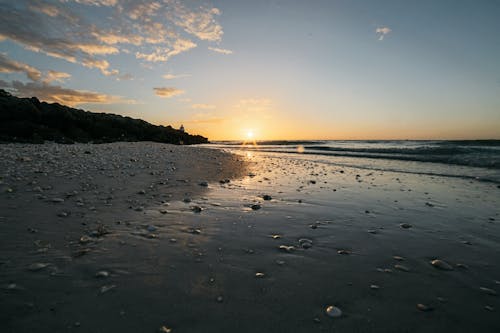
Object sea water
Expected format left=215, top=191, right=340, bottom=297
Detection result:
left=207, top=140, right=500, bottom=184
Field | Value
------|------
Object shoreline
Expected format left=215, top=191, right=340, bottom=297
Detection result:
left=1, top=143, right=499, bottom=332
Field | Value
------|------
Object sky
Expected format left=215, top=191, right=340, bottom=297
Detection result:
left=0, top=0, right=499, bottom=140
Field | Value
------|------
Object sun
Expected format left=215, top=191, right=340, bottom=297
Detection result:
left=246, top=130, right=254, bottom=139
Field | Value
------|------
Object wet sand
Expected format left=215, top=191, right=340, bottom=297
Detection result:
left=1, top=144, right=500, bottom=332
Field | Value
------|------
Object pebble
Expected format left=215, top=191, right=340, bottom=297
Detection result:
left=400, top=223, right=412, bottom=229
left=146, top=225, right=157, bottom=232
left=199, top=181, right=208, bottom=187
left=255, top=272, right=265, bottom=278
left=325, top=305, right=342, bottom=318
left=479, top=287, right=497, bottom=296
left=158, top=326, right=172, bottom=333
left=370, top=284, right=380, bottom=290
left=28, top=263, right=49, bottom=271
left=216, top=296, right=224, bottom=303
left=430, top=259, right=454, bottom=271
left=99, top=284, right=116, bottom=294
left=262, top=195, right=272, bottom=200
left=394, top=264, right=410, bottom=272
left=51, top=198, right=64, bottom=203
left=416, top=303, right=433, bottom=312
left=191, top=206, right=202, bottom=213
left=393, top=256, right=404, bottom=261
left=337, top=249, right=351, bottom=255
left=251, top=204, right=261, bottom=210
left=57, top=211, right=69, bottom=217
left=271, top=234, right=282, bottom=239
left=95, top=271, right=109, bottom=278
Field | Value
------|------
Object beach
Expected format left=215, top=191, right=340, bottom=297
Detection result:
left=1, top=142, right=499, bottom=332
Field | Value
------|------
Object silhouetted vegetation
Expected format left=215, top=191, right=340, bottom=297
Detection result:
left=0, top=90, right=207, bottom=144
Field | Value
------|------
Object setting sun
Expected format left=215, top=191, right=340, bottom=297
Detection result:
left=246, top=130, right=254, bottom=139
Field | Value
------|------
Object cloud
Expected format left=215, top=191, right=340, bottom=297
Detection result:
left=186, top=111, right=224, bottom=124
left=0, top=53, right=42, bottom=81
left=191, top=103, right=216, bottom=109
left=154, top=87, right=185, bottom=98
left=163, top=73, right=191, bottom=80
left=0, top=0, right=225, bottom=76
left=208, top=47, right=233, bottom=55
left=376, top=26, right=392, bottom=40
left=0, top=80, right=134, bottom=106
left=44, top=70, right=72, bottom=83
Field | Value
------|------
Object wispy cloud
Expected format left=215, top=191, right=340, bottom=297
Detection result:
left=0, top=53, right=42, bottom=81
left=208, top=47, right=233, bottom=55
left=163, top=73, right=191, bottom=80
left=192, top=103, right=216, bottom=109
left=44, top=70, right=71, bottom=83
left=376, top=26, right=392, bottom=41
left=0, top=80, right=135, bottom=106
left=154, top=87, right=185, bottom=98
left=0, top=0, right=225, bottom=76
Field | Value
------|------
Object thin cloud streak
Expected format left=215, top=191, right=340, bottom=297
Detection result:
left=0, top=79, right=135, bottom=106
left=154, top=87, right=185, bottom=98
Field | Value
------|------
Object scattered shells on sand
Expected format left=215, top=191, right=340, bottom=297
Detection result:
left=430, top=259, right=454, bottom=271
left=325, top=305, right=342, bottom=318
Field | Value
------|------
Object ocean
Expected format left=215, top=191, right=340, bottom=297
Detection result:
left=207, top=140, right=500, bottom=184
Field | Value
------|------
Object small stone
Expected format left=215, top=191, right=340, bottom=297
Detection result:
left=99, top=285, right=116, bottom=294
left=216, top=296, right=223, bottom=303
left=51, top=198, right=64, bottom=203
left=370, top=284, right=380, bottom=290
left=251, top=204, right=261, bottom=210
left=137, top=190, right=146, bottom=195
left=400, top=223, right=412, bottom=229
left=79, top=236, right=92, bottom=244
left=28, top=263, right=49, bottom=271
left=394, top=264, right=410, bottom=272
left=393, top=256, right=404, bottom=261
left=367, top=229, right=378, bottom=234
left=416, top=303, right=433, bottom=312
left=325, top=305, right=342, bottom=318
left=159, top=326, right=172, bottom=333
left=183, top=197, right=192, bottom=203
left=57, top=211, right=69, bottom=217
left=276, top=260, right=286, bottom=265
left=271, top=234, right=282, bottom=239
left=191, top=206, right=202, bottom=213
left=255, top=272, right=265, bottom=278
left=199, top=181, right=209, bottom=187
left=430, top=259, right=454, bottom=271
left=479, top=287, right=497, bottom=296
left=262, top=195, right=272, bottom=200
left=337, top=249, right=351, bottom=255
left=159, top=209, right=168, bottom=214
left=95, top=271, right=109, bottom=278
left=146, top=225, right=157, bottom=232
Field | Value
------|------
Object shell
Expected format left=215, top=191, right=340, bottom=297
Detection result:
left=325, top=305, right=342, bottom=318
left=430, top=259, right=454, bottom=271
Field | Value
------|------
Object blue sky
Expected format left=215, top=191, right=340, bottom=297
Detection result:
left=0, top=0, right=499, bottom=139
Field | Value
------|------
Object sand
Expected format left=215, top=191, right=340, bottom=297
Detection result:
left=1, top=143, right=499, bottom=332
